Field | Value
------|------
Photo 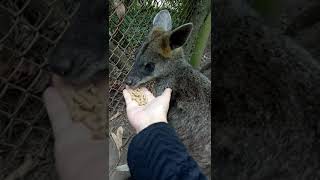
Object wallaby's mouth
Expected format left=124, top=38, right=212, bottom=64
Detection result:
left=126, top=82, right=142, bottom=90
left=125, top=76, right=154, bottom=89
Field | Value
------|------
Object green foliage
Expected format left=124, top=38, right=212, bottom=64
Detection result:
left=190, top=11, right=211, bottom=68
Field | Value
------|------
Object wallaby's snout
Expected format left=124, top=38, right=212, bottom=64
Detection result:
left=125, top=68, right=145, bottom=88
left=125, top=76, right=136, bottom=87
left=125, top=66, right=136, bottom=87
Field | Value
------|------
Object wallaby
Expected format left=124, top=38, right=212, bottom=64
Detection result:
left=47, top=0, right=107, bottom=84
left=214, top=0, right=320, bottom=179
left=126, top=10, right=211, bottom=177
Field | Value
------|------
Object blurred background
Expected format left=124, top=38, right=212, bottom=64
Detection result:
left=0, top=0, right=79, bottom=179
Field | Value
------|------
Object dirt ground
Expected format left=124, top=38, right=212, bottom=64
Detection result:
left=109, top=106, right=132, bottom=179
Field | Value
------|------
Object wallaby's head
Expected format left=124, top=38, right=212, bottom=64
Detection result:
left=47, top=0, right=106, bottom=84
left=125, top=10, right=193, bottom=88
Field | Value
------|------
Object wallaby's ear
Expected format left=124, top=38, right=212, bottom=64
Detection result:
left=152, top=9, right=172, bottom=31
left=169, top=23, right=193, bottom=49
left=156, top=23, right=193, bottom=58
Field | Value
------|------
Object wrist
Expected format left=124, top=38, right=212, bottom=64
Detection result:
left=136, top=122, right=168, bottom=134
left=136, top=118, right=168, bottom=133
left=156, top=116, right=168, bottom=123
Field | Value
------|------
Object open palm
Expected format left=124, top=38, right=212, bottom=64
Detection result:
left=123, top=87, right=172, bottom=133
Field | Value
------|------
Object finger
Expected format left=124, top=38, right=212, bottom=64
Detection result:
left=141, top=87, right=155, bottom=102
left=160, top=88, right=172, bottom=105
left=123, top=89, right=133, bottom=104
left=123, top=89, right=138, bottom=108
left=43, top=87, right=73, bottom=138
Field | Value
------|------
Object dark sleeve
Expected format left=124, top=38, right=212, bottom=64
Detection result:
left=127, top=122, right=207, bottom=180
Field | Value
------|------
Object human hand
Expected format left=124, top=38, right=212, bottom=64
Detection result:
left=43, top=78, right=107, bottom=180
left=123, top=87, right=172, bottom=133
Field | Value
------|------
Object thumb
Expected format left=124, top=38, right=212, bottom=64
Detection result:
left=43, top=87, right=73, bottom=139
left=160, top=88, right=172, bottom=105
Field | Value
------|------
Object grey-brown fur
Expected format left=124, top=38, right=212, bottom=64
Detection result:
left=126, top=10, right=211, bottom=177
left=155, top=56, right=211, bottom=177
left=214, top=0, right=320, bottom=179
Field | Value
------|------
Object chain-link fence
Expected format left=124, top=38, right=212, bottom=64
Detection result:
left=108, top=1, right=197, bottom=178
left=0, top=0, right=200, bottom=178
left=0, top=0, right=79, bottom=179
left=108, top=0, right=193, bottom=117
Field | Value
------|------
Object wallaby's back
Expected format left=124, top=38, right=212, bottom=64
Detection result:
left=156, top=59, right=211, bottom=176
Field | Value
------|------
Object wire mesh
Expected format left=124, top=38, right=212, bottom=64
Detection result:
left=0, top=0, right=79, bottom=179
left=0, top=0, right=194, bottom=178
left=108, top=0, right=193, bottom=117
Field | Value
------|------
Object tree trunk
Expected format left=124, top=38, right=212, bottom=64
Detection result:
left=184, top=0, right=211, bottom=61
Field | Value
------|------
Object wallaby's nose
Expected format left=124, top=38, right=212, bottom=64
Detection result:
left=125, top=76, right=137, bottom=86
left=125, top=78, right=133, bottom=86
left=48, top=61, right=71, bottom=76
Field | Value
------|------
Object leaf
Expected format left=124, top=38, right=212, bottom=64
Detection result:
left=111, top=126, right=124, bottom=158
left=116, top=126, right=124, bottom=146
left=116, top=164, right=129, bottom=172
left=114, top=0, right=126, bottom=20
left=110, top=111, right=121, bottom=121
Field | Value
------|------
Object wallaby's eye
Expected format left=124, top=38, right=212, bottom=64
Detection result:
left=144, top=62, right=155, bottom=73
